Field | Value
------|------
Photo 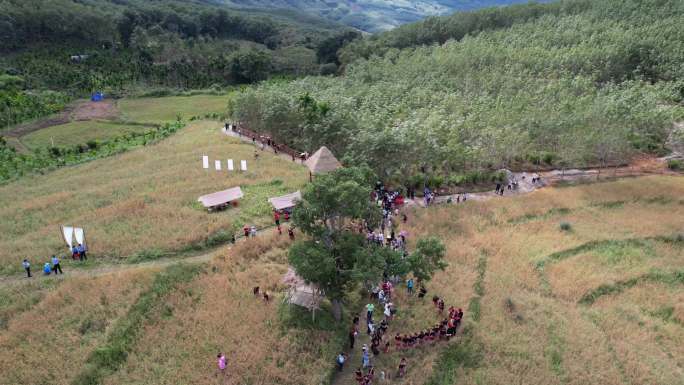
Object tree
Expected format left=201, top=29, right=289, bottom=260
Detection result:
left=289, top=166, right=447, bottom=321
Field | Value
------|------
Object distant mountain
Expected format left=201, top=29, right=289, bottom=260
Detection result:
left=220, top=0, right=551, bottom=32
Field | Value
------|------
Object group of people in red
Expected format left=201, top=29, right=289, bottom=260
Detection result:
left=394, top=298, right=463, bottom=351
left=273, top=210, right=295, bottom=239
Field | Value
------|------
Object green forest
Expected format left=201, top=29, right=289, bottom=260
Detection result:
left=0, top=0, right=348, bottom=128
left=230, top=0, right=684, bottom=184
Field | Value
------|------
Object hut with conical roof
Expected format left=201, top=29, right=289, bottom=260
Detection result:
left=304, top=146, right=341, bottom=180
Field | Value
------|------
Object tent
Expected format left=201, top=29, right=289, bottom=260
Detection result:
left=304, top=146, right=341, bottom=175
left=268, top=191, right=302, bottom=211
left=197, top=186, right=243, bottom=210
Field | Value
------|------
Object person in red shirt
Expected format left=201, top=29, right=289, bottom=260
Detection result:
left=243, top=225, right=250, bottom=238
left=284, top=211, right=290, bottom=221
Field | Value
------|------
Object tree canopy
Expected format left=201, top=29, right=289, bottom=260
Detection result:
left=289, top=166, right=446, bottom=320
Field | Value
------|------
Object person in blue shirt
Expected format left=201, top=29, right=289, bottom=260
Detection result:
left=76, top=244, right=87, bottom=261
left=51, top=255, right=63, bottom=274
left=43, top=262, right=52, bottom=275
left=407, top=278, right=414, bottom=295
left=72, top=245, right=80, bottom=260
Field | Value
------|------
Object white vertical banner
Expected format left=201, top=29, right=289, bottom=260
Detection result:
left=227, top=159, right=234, bottom=171
left=215, top=160, right=222, bottom=171
left=61, top=226, right=74, bottom=248
left=202, top=155, right=209, bottom=169
left=74, top=227, right=86, bottom=248
left=240, top=160, right=247, bottom=171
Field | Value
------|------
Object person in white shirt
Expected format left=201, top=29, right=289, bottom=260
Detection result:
left=22, top=259, right=31, bottom=278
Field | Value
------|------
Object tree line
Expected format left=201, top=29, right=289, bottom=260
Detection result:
left=230, top=0, right=684, bottom=185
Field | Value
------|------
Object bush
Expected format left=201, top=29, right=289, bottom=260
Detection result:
left=667, top=159, right=683, bottom=170
left=559, top=222, right=572, bottom=232
left=86, top=140, right=98, bottom=150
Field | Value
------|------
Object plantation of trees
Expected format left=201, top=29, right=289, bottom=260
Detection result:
left=230, top=0, right=684, bottom=185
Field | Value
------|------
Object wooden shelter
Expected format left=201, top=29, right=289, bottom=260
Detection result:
left=197, top=186, right=243, bottom=211
left=268, top=191, right=302, bottom=211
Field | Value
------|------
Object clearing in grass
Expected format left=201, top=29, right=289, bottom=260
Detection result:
left=20, top=120, right=156, bottom=150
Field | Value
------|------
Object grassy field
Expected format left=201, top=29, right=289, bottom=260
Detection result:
left=118, top=95, right=229, bottom=123
left=0, top=269, right=155, bottom=385
left=0, top=176, right=682, bottom=384
left=20, top=120, right=155, bottom=150
left=95, top=175, right=684, bottom=385
left=0, top=120, right=308, bottom=275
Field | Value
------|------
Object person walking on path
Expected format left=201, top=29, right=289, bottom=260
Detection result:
left=349, top=325, right=358, bottom=349
left=51, top=255, right=63, bottom=275
left=361, top=346, right=370, bottom=368
left=407, top=278, right=414, bottom=295
left=336, top=352, right=347, bottom=371
left=366, top=303, right=375, bottom=321
left=22, top=259, right=31, bottom=278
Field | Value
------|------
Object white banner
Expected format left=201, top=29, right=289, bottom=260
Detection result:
left=215, top=160, right=222, bottom=171
left=74, top=227, right=86, bottom=248
left=240, top=160, right=247, bottom=171
left=202, top=155, right=209, bottom=169
left=61, top=226, right=74, bottom=248
left=227, top=159, right=234, bottom=171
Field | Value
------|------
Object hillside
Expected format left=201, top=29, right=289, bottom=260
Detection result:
left=0, top=0, right=349, bottom=129
left=231, top=0, right=684, bottom=185
left=2, top=175, right=682, bottom=384
left=222, top=0, right=551, bottom=32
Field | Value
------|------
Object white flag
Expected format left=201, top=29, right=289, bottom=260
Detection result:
left=215, top=160, right=222, bottom=171
left=227, top=159, right=234, bottom=171
left=61, top=226, right=74, bottom=248
left=202, top=155, right=209, bottom=169
left=240, top=160, right=247, bottom=171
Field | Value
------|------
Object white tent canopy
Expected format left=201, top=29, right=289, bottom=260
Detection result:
left=197, top=186, right=243, bottom=209
left=268, top=191, right=302, bottom=211
left=60, top=226, right=86, bottom=249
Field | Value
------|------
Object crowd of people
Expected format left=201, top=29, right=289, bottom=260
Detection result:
left=345, top=278, right=464, bottom=384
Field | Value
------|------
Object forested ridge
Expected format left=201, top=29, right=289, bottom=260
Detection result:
left=230, top=0, right=684, bottom=186
left=0, top=0, right=347, bottom=128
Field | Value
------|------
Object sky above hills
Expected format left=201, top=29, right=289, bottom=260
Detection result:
left=220, top=0, right=549, bottom=32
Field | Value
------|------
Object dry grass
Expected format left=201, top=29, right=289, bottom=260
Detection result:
left=0, top=120, right=308, bottom=275
left=0, top=269, right=155, bottom=385
left=2, top=176, right=681, bottom=385
left=102, top=233, right=346, bottom=385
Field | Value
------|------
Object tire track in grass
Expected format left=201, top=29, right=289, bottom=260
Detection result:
left=71, top=263, right=204, bottom=385
left=426, top=250, right=487, bottom=385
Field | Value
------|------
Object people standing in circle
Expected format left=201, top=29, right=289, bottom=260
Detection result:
left=22, top=259, right=31, bottom=278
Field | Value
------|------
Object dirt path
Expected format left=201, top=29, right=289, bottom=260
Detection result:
left=223, top=126, right=309, bottom=165
left=0, top=251, right=215, bottom=288
left=2, top=99, right=119, bottom=139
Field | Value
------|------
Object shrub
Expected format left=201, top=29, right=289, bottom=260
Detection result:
left=667, top=159, right=683, bottom=170
left=86, top=140, right=98, bottom=150
left=559, top=222, right=572, bottom=232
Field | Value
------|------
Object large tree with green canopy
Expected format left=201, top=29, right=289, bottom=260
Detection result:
left=289, top=166, right=447, bottom=321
